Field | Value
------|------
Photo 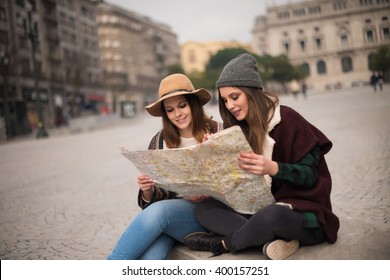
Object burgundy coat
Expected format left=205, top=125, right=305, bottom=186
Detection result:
left=270, top=106, right=340, bottom=243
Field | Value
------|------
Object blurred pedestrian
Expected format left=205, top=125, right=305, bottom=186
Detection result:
left=301, top=81, right=307, bottom=98
left=290, top=80, right=300, bottom=98
left=377, top=72, right=384, bottom=92
left=370, top=72, right=378, bottom=92
left=55, top=106, right=64, bottom=127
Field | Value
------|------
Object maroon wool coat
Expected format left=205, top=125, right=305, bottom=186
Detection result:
left=270, top=105, right=340, bottom=243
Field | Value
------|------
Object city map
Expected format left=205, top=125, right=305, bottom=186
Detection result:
left=121, top=126, right=275, bottom=214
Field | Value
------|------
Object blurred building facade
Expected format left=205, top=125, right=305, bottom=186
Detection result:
left=252, top=0, right=390, bottom=90
left=180, top=41, right=253, bottom=74
left=0, top=0, right=104, bottom=137
left=96, top=2, right=180, bottom=114
left=0, top=0, right=180, bottom=139
left=57, top=0, right=104, bottom=119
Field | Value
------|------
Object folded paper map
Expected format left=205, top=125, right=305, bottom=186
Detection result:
left=121, top=126, right=275, bottom=214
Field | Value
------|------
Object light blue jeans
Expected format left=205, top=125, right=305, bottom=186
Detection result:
left=107, top=199, right=206, bottom=260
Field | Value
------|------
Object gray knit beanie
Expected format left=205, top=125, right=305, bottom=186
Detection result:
left=216, top=53, right=263, bottom=89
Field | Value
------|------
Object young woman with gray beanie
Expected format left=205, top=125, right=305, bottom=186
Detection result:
left=184, top=53, right=340, bottom=260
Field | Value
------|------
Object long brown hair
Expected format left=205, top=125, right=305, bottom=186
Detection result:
left=219, top=87, right=279, bottom=154
left=161, top=94, right=214, bottom=148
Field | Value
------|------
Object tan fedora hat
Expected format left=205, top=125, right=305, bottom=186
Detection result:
left=145, top=73, right=212, bottom=117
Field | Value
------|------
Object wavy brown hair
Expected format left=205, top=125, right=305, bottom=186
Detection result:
left=161, top=94, right=214, bottom=148
left=218, top=87, right=279, bottom=155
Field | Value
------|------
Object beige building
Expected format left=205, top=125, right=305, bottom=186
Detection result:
left=181, top=41, right=253, bottom=74
left=252, top=0, right=390, bottom=90
left=96, top=2, right=180, bottom=114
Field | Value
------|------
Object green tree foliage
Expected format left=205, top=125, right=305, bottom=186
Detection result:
left=201, top=48, right=257, bottom=89
left=167, top=64, right=185, bottom=75
left=188, top=47, right=305, bottom=90
left=295, top=63, right=310, bottom=81
left=206, top=48, right=251, bottom=71
left=370, top=46, right=390, bottom=75
left=264, top=55, right=294, bottom=83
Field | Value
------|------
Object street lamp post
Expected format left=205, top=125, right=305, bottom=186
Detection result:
left=22, top=0, right=48, bottom=138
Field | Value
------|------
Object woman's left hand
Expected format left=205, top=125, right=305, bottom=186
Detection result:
left=238, top=151, right=278, bottom=176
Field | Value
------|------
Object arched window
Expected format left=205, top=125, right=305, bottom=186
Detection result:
left=317, top=60, right=327, bottom=74
left=341, top=56, right=353, bottom=72
left=302, top=62, right=310, bottom=75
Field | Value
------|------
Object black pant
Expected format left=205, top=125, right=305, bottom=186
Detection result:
left=195, top=198, right=325, bottom=252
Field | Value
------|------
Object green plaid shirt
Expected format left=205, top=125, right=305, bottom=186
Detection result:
left=274, top=146, right=320, bottom=189
left=273, top=146, right=323, bottom=233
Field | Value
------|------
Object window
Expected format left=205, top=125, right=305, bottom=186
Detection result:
left=317, top=60, right=327, bottom=74
left=0, top=7, right=6, bottom=21
left=338, top=26, right=350, bottom=47
left=299, top=40, right=306, bottom=51
left=0, top=30, right=8, bottom=44
left=366, top=30, right=375, bottom=42
left=293, top=9, right=305, bottom=16
left=302, top=63, right=310, bottom=76
left=308, top=6, right=321, bottom=14
left=81, top=6, right=95, bottom=20
left=359, top=0, right=374, bottom=6
left=333, top=1, right=347, bottom=10
left=383, top=27, right=390, bottom=40
left=341, top=56, right=353, bottom=72
left=340, top=34, right=349, bottom=46
left=315, top=37, right=322, bottom=49
left=283, top=42, right=290, bottom=53
left=277, top=11, right=290, bottom=19
left=381, top=16, right=390, bottom=40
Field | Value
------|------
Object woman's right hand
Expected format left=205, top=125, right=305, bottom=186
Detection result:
left=202, top=133, right=211, bottom=142
left=137, top=175, right=155, bottom=200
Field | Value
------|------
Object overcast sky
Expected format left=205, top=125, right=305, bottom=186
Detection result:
left=104, top=0, right=294, bottom=44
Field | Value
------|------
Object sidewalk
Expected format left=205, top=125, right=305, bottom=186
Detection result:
left=0, top=86, right=389, bottom=260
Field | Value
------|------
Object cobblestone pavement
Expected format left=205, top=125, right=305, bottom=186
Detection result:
left=0, top=86, right=389, bottom=260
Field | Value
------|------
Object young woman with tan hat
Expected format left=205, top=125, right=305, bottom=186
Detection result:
left=184, top=53, right=340, bottom=260
left=108, top=73, right=222, bottom=260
